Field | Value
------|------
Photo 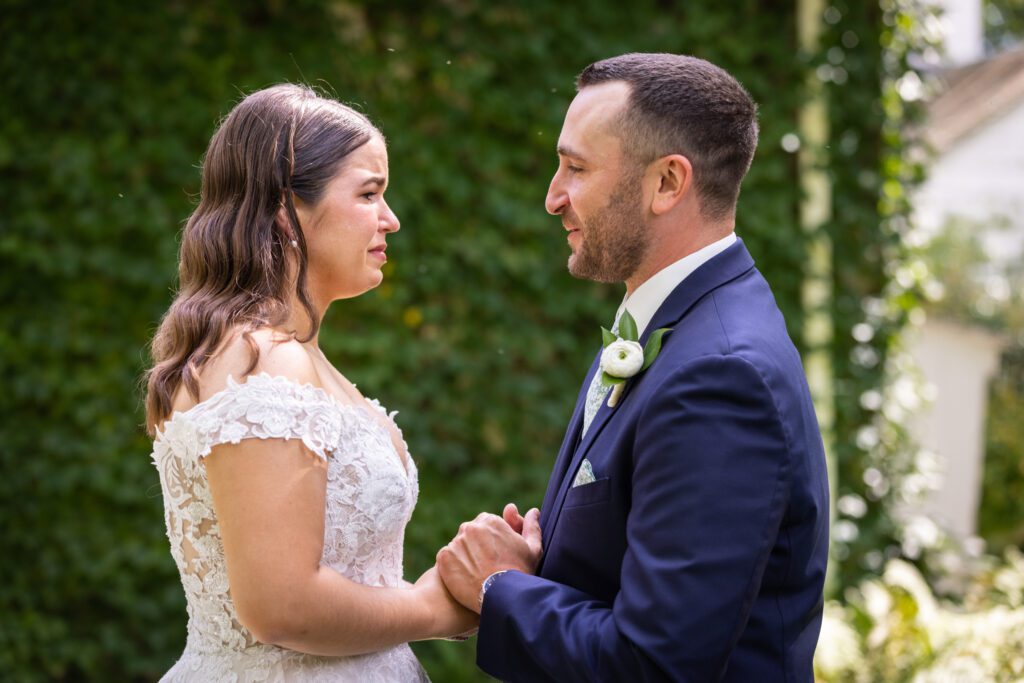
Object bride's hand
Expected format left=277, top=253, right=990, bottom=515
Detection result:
left=413, top=566, right=479, bottom=640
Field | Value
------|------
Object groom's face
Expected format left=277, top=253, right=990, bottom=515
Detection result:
left=546, top=81, right=649, bottom=283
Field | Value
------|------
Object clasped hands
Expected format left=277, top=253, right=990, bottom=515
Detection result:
left=436, top=503, right=543, bottom=614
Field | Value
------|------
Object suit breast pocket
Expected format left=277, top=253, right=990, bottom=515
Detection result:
left=563, top=477, right=611, bottom=509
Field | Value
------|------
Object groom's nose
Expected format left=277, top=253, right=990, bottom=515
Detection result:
left=545, top=172, right=568, bottom=216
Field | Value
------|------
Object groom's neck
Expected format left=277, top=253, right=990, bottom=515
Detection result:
left=624, top=216, right=735, bottom=294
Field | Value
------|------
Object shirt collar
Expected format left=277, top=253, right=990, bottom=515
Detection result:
left=615, top=232, right=737, bottom=336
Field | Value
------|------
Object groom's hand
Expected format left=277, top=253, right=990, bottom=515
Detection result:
left=502, top=502, right=525, bottom=534
left=436, top=508, right=542, bottom=613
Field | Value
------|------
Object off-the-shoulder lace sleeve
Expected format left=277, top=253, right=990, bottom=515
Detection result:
left=179, top=373, right=343, bottom=460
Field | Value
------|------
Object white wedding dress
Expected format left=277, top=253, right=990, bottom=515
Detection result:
left=151, top=373, right=430, bottom=682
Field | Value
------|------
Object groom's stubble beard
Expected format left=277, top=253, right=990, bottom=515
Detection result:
left=566, top=168, right=649, bottom=283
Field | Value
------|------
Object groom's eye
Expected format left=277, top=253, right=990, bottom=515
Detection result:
left=567, top=165, right=583, bottom=174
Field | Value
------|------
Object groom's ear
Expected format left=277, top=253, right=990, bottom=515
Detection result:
left=649, top=154, right=692, bottom=216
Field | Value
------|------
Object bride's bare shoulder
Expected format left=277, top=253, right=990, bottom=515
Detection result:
left=190, top=327, right=322, bottom=405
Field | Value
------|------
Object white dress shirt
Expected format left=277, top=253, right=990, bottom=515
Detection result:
left=614, top=232, right=737, bottom=336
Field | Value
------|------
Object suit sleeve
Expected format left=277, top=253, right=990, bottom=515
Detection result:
left=477, top=354, right=793, bottom=682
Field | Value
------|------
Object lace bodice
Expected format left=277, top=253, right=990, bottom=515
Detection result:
left=151, top=373, right=428, bottom=682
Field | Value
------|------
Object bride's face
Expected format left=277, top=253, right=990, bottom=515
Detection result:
left=297, top=135, right=400, bottom=303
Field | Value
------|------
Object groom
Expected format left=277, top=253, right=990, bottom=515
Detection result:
left=437, top=53, right=829, bottom=681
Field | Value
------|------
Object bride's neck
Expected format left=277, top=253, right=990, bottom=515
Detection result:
left=286, top=293, right=327, bottom=349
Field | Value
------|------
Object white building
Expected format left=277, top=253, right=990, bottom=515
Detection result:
left=909, top=26, right=1024, bottom=540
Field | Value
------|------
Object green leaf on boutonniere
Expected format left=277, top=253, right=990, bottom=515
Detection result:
left=600, top=372, right=626, bottom=387
left=641, top=328, right=671, bottom=371
left=601, top=327, right=617, bottom=348
left=618, top=310, right=638, bottom=341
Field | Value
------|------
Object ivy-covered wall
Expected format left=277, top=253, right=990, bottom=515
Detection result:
left=820, top=0, right=935, bottom=590
left=1, top=1, right=903, bottom=680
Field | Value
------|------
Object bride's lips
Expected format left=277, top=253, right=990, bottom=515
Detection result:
left=368, top=244, right=387, bottom=262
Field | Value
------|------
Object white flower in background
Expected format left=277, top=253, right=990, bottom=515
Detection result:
left=601, top=340, right=644, bottom=378
left=916, top=606, right=1024, bottom=681
left=837, top=493, right=868, bottom=518
left=862, top=581, right=894, bottom=649
left=816, top=550, right=1024, bottom=683
left=814, top=602, right=864, bottom=678
left=900, top=515, right=942, bottom=559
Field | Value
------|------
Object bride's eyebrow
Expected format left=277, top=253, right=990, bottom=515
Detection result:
left=360, top=176, right=386, bottom=187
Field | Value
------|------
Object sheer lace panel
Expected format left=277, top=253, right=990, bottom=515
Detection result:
left=151, top=373, right=426, bottom=682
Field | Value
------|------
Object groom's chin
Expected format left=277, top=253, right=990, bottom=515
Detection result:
left=567, top=255, right=620, bottom=284
left=566, top=258, right=594, bottom=282
left=567, top=253, right=582, bottom=278
left=566, top=251, right=581, bottom=276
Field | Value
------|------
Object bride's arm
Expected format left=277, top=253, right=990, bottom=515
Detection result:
left=206, top=438, right=472, bottom=656
left=198, top=332, right=476, bottom=656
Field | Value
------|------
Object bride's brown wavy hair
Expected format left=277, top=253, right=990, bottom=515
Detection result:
left=145, top=84, right=380, bottom=435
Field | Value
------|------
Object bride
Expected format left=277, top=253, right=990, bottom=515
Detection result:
left=145, top=84, right=476, bottom=681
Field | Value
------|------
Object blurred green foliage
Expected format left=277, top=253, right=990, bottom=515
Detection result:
left=819, top=0, right=896, bottom=586
left=985, top=0, right=1024, bottom=51
left=982, top=354, right=1024, bottom=550
left=821, top=0, right=938, bottom=589
left=1, top=0, right=905, bottom=680
left=922, top=216, right=1024, bottom=336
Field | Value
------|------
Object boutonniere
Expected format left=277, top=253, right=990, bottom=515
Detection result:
left=600, top=311, right=671, bottom=408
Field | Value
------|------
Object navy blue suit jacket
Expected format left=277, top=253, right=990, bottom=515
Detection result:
left=477, top=240, right=829, bottom=682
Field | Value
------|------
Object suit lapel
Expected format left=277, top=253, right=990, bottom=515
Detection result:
left=539, top=350, right=601, bottom=541
left=542, top=239, right=757, bottom=548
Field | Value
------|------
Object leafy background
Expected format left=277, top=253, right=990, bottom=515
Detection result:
left=2, top=0, right=1001, bottom=680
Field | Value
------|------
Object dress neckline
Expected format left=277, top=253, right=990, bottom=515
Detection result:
left=159, top=372, right=413, bottom=480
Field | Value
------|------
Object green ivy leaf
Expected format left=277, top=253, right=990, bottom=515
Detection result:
left=618, top=310, right=638, bottom=341
left=600, top=372, right=626, bottom=386
left=641, top=328, right=671, bottom=371
left=601, top=326, right=617, bottom=347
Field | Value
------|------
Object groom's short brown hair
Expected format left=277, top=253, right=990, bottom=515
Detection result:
left=577, top=53, right=759, bottom=221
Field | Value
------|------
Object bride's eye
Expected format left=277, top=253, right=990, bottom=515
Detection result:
left=362, top=192, right=377, bottom=200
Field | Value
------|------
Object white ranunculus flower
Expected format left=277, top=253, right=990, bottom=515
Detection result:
left=601, top=340, right=644, bottom=378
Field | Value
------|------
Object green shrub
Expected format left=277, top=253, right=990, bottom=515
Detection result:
left=815, top=551, right=1024, bottom=682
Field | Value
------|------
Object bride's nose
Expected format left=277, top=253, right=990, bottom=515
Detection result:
left=381, top=200, right=400, bottom=233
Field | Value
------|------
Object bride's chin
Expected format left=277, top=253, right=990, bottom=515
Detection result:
left=333, top=272, right=385, bottom=300
left=364, top=276, right=383, bottom=292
